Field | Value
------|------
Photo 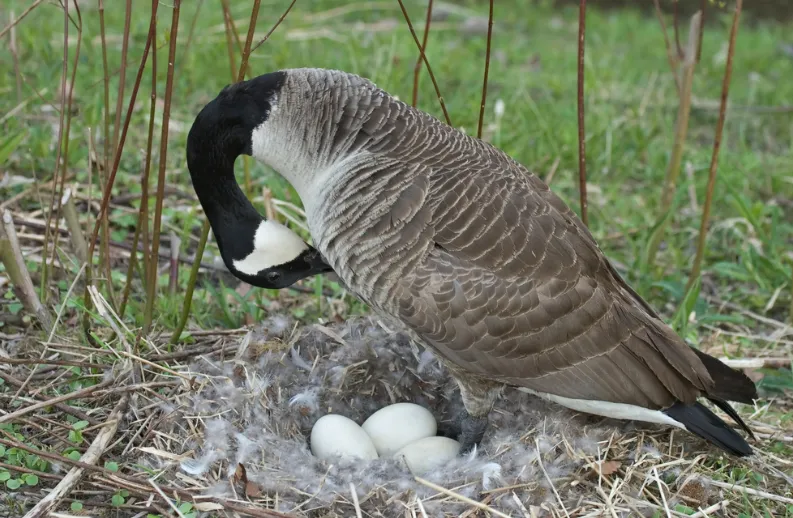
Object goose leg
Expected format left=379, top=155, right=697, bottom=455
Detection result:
left=450, top=374, right=501, bottom=454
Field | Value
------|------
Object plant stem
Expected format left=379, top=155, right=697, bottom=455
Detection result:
left=83, top=0, right=160, bottom=335
left=41, top=0, right=71, bottom=305
left=238, top=1, right=262, bottom=197
left=143, top=0, right=181, bottom=334
left=1, top=211, right=53, bottom=333
left=112, top=0, right=132, bottom=161
left=646, top=12, right=701, bottom=268
left=396, top=0, right=451, bottom=126
left=61, top=188, right=88, bottom=263
left=652, top=0, right=681, bottom=96
left=238, top=0, right=261, bottom=83
left=250, top=0, right=297, bottom=53
left=412, top=0, right=433, bottom=107
left=686, top=0, right=742, bottom=292
left=477, top=0, right=494, bottom=140
left=576, top=0, right=588, bottom=227
left=170, top=220, right=210, bottom=345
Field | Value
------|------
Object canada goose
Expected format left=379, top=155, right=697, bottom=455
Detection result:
left=186, top=68, right=758, bottom=457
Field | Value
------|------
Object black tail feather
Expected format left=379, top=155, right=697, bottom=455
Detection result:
left=663, top=402, right=752, bottom=457
left=708, top=398, right=755, bottom=440
left=691, top=348, right=758, bottom=404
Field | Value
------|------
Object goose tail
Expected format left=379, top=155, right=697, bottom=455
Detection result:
left=663, top=402, right=752, bottom=457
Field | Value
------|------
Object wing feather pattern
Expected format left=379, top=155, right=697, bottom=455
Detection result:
left=372, top=124, right=718, bottom=411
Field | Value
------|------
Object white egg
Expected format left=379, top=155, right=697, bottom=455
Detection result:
left=361, top=403, right=437, bottom=456
left=394, top=436, right=461, bottom=475
left=310, top=414, right=379, bottom=461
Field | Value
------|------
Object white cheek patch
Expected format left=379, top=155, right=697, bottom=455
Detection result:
left=232, top=220, right=310, bottom=275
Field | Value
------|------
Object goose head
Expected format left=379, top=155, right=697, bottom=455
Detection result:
left=185, top=72, right=332, bottom=289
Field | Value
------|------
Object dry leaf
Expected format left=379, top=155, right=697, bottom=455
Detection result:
left=590, top=460, right=621, bottom=478
left=245, top=480, right=263, bottom=498
left=233, top=462, right=248, bottom=485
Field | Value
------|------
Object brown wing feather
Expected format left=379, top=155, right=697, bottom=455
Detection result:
left=383, top=138, right=715, bottom=410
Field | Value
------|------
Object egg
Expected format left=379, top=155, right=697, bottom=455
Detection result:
left=361, top=403, right=437, bottom=456
left=310, top=414, right=379, bottom=461
left=394, top=436, right=461, bottom=475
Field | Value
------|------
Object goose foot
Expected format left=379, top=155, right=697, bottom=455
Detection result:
left=435, top=410, right=489, bottom=454
left=457, top=411, right=489, bottom=454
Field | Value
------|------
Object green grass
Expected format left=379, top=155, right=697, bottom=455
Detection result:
left=1, top=1, right=793, bottom=515
left=3, top=0, right=791, bottom=333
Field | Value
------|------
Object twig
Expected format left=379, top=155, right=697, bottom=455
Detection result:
left=0, top=370, right=100, bottom=425
left=0, top=461, right=60, bottom=481
left=672, top=0, right=682, bottom=58
left=0, top=378, right=113, bottom=425
left=136, top=9, right=158, bottom=295
left=147, top=342, right=227, bottom=362
left=181, top=0, right=204, bottom=69
left=222, top=0, right=256, bottom=195
left=144, top=0, right=181, bottom=333
left=250, top=0, right=298, bottom=53
left=653, top=466, right=672, bottom=518
left=689, top=500, right=729, bottom=518
left=238, top=0, right=262, bottom=84
left=0, top=358, right=107, bottom=369
left=0, top=210, right=53, bottom=332
left=686, top=0, right=742, bottom=292
left=41, top=0, right=76, bottom=305
left=706, top=479, right=793, bottom=505
left=476, top=0, right=494, bottom=139
left=0, top=0, right=44, bottom=39
left=576, top=0, right=588, bottom=227
left=652, top=0, right=681, bottom=96
left=22, top=392, right=130, bottom=518
left=412, top=0, right=433, bottom=107
left=0, top=437, right=292, bottom=517
left=349, top=483, right=363, bottom=518
left=149, top=478, right=188, bottom=518
left=220, top=0, right=239, bottom=80
left=396, top=0, right=451, bottom=125
left=414, top=477, right=511, bottom=518
left=98, top=0, right=111, bottom=187
left=535, top=439, right=571, bottom=518
left=696, top=0, right=706, bottom=63
left=9, top=9, right=22, bottom=102
left=111, top=0, right=133, bottom=162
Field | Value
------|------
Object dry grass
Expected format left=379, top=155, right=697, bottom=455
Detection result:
left=2, top=310, right=792, bottom=517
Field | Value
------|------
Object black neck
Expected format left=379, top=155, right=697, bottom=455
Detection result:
left=185, top=72, right=333, bottom=289
left=188, top=150, right=262, bottom=267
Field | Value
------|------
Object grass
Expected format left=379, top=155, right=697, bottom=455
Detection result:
left=1, top=0, right=792, bottom=516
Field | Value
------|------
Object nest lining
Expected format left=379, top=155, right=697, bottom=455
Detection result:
left=139, top=315, right=712, bottom=517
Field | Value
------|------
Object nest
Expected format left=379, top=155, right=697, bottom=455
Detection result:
left=131, top=314, right=766, bottom=517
